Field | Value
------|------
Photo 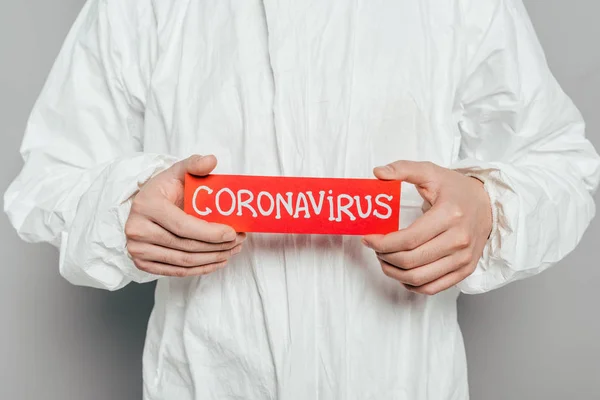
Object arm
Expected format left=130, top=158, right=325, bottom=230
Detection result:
left=4, top=0, right=242, bottom=291
left=4, top=0, right=175, bottom=290
left=362, top=0, right=599, bottom=296
left=452, top=0, right=600, bottom=293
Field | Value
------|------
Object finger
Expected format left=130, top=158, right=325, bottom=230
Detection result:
left=377, top=229, right=467, bottom=270
left=186, top=154, right=217, bottom=176
left=380, top=254, right=459, bottom=287
left=373, top=160, right=438, bottom=185
left=403, top=267, right=474, bottom=296
left=169, top=154, right=218, bottom=181
left=150, top=200, right=237, bottom=243
left=127, top=240, right=242, bottom=267
left=133, top=259, right=228, bottom=278
left=363, top=204, right=451, bottom=253
left=126, top=218, right=246, bottom=252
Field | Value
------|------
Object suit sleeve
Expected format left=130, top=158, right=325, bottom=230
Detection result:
left=4, top=0, right=178, bottom=290
left=452, top=0, right=600, bottom=294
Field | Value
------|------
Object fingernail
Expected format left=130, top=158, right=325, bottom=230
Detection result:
left=222, top=231, right=237, bottom=241
left=361, top=238, right=372, bottom=248
left=232, top=246, right=243, bottom=255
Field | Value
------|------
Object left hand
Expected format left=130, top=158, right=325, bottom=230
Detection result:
left=362, top=161, right=492, bottom=295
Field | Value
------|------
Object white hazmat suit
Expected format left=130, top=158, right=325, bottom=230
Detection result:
left=5, top=0, right=600, bottom=398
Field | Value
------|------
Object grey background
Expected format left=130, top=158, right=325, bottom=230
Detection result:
left=0, top=1, right=598, bottom=399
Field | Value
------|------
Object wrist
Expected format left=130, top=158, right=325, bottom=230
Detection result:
left=469, top=176, right=493, bottom=240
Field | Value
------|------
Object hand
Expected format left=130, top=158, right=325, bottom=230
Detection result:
left=362, top=161, right=492, bottom=295
left=125, top=155, right=246, bottom=277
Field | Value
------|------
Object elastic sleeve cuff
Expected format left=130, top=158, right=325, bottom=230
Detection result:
left=450, top=159, right=516, bottom=294
left=60, top=153, right=180, bottom=290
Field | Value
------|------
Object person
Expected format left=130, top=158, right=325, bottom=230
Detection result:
left=4, top=0, right=599, bottom=398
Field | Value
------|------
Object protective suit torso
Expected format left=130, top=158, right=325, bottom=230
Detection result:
left=142, top=2, right=467, bottom=398
left=5, top=0, right=600, bottom=399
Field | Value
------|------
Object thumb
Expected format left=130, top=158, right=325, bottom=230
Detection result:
left=373, top=160, right=437, bottom=186
left=171, top=154, right=218, bottom=180
left=186, top=154, right=218, bottom=176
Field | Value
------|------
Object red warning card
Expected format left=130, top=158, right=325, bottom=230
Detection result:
left=184, top=174, right=401, bottom=235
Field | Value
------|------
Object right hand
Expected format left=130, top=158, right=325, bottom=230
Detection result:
left=125, top=155, right=246, bottom=277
